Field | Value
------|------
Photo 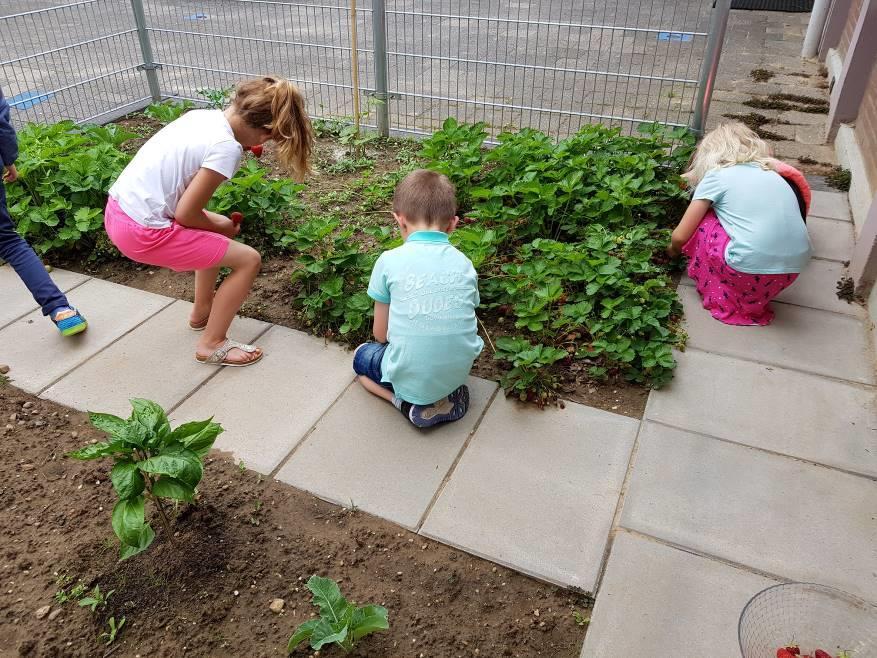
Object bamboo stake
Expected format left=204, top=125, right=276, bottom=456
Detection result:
left=349, top=0, right=362, bottom=155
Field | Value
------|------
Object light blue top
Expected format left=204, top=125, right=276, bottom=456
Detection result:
left=367, top=231, right=484, bottom=405
left=693, top=163, right=812, bottom=274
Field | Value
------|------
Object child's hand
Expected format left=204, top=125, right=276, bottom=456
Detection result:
left=218, top=216, right=241, bottom=239
left=3, top=164, right=18, bottom=183
left=667, top=243, right=681, bottom=258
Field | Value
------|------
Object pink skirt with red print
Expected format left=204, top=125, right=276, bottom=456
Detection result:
left=682, top=211, right=798, bottom=326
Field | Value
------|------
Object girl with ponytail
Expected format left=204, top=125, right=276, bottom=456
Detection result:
left=105, top=77, right=314, bottom=366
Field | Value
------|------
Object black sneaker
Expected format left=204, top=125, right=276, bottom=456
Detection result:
left=408, top=385, right=470, bottom=428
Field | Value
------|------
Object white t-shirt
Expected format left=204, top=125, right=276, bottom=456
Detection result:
left=109, top=110, right=242, bottom=228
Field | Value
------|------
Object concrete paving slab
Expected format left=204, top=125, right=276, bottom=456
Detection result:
left=276, top=376, right=498, bottom=531
left=170, top=325, right=354, bottom=475
left=41, top=300, right=269, bottom=417
left=646, top=349, right=877, bottom=477
left=0, top=265, right=89, bottom=328
left=580, top=532, right=777, bottom=657
left=807, top=216, right=854, bottom=262
left=680, top=259, right=859, bottom=316
left=0, top=278, right=172, bottom=394
left=810, top=190, right=852, bottom=222
left=621, top=422, right=877, bottom=603
left=776, top=259, right=862, bottom=316
left=420, top=395, right=638, bottom=589
left=679, top=285, right=875, bottom=384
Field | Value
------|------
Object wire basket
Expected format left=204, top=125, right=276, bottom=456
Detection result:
left=739, top=583, right=877, bottom=658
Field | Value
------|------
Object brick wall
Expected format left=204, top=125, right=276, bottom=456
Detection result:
left=854, top=60, right=877, bottom=188
left=839, top=0, right=864, bottom=58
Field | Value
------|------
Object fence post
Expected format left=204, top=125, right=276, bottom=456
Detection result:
left=691, top=0, right=731, bottom=135
left=130, top=0, right=161, bottom=102
left=371, top=0, right=390, bottom=137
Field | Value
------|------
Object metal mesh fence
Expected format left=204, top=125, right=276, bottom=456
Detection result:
left=2, top=0, right=725, bottom=137
left=1, top=1, right=152, bottom=125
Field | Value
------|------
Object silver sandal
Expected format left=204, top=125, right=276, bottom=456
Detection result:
left=195, top=339, right=263, bottom=367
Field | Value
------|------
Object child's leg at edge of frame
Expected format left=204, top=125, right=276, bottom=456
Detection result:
left=196, top=240, right=262, bottom=363
left=0, top=180, right=70, bottom=317
left=357, top=374, right=396, bottom=403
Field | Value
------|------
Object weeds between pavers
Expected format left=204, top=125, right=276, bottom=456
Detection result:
left=11, top=106, right=694, bottom=402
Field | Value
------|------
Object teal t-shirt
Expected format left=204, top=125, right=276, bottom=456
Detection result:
left=367, top=231, right=484, bottom=405
left=693, top=163, right=812, bottom=274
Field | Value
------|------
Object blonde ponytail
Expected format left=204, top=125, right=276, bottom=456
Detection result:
left=232, top=76, right=314, bottom=180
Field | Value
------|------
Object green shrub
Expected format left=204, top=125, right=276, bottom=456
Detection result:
left=208, top=159, right=308, bottom=254
left=143, top=99, right=193, bottom=124
left=7, top=121, right=135, bottom=260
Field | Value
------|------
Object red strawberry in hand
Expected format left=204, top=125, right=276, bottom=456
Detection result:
left=813, top=651, right=831, bottom=658
left=248, top=144, right=263, bottom=157
left=230, top=212, right=243, bottom=226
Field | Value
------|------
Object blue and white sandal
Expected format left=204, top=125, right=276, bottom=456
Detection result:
left=51, top=307, right=88, bottom=337
left=408, top=385, right=470, bottom=428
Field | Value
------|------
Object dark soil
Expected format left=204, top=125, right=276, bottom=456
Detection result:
left=0, top=386, right=591, bottom=657
left=743, top=93, right=829, bottom=114
left=723, top=112, right=791, bottom=141
left=749, top=68, right=775, bottom=82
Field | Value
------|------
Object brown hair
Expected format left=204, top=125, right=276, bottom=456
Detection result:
left=392, top=169, right=458, bottom=227
left=232, top=76, right=314, bottom=180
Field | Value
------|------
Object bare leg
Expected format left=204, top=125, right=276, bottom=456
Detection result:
left=195, top=241, right=262, bottom=364
left=356, top=375, right=395, bottom=403
left=192, top=266, right=219, bottom=325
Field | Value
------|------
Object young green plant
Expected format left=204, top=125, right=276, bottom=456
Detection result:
left=68, top=399, right=223, bottom=560
left=288, top=576, right=389, bottom=654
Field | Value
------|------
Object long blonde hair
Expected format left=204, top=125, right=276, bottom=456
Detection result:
left=232, top=76, right=314, bottom=180
left=683, top=122, right=774, bottom=186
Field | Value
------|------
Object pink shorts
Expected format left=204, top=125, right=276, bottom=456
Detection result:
left=104, top=197, right=229, bottom=272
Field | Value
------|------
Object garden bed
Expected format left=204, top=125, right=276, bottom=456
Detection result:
left=16, top=106, right=693, bottom=418
left=0, top=386, right=591, bottom=657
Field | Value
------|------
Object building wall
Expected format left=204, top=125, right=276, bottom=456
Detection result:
left=856, top=60, right=877, bottom=190
left=838, top=0, right=864, bottom=58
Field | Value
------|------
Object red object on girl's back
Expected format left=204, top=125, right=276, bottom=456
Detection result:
left=231, top=212, right=243, bottom=226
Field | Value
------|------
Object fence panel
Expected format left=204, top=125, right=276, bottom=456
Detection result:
left=383, top=0, right=713, bottom=138
left=0, top=0, right=152, bottom=125
left=144, top=0, right=376, bottom=124
left=2, top=0, right=722, bottom=136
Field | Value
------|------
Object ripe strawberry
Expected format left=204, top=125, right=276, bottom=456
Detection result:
left=230, top=212, right=243, bottom=226
left=777, top=649, right=797, bottom=658
left=785, top=648, right=801, bottom=656
left=248, top=144, right=263, bottom=157
left=813, top=651, right=831, bottom=658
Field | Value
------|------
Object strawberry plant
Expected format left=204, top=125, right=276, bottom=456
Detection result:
left=68, top=399, right=223, bottom=560
left=494, top=337, right=567, bottom=405
left=287, top=576, right=388, bottom=655
left=7, top=121, right=135, bottom=260
left=208, top=159, right=307, bottom=253
left=143, top=99, right=193, bottom=124
left=283, top=216, right=391, bottom=341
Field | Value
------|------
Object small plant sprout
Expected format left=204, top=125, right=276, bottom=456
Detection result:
left=572, top=610, right=590, bottom=626
left=100, top=616, right=126, bottom=645
left=54, top=580, right=86, bottom=605
left=68, top=399, right=223, bottom=560
left=196, top=86, right=234, bottom=109
left=78, top=585, right=114, bottom=612
left=287, top=576, right=389, bottom=654
left=144, top=99, right=193, bottom=124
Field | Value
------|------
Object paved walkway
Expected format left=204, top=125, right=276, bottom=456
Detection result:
left=2, top=190, right=874, bottom=655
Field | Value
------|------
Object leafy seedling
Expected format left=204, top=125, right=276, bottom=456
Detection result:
left=572, top=610, right=590, bottom=626
left=78, top=585, right=114, bottom=612
left=54, top=581, right=86, bottom=605
left=100, top=616, right=126, bottom=645
left=68, top=399, right=223, bottom=560
left=287, top=576, right=389, bottom=654
left=196, top=86, right=234, bottom=109
left=144, top=100, right=193, bottom=124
